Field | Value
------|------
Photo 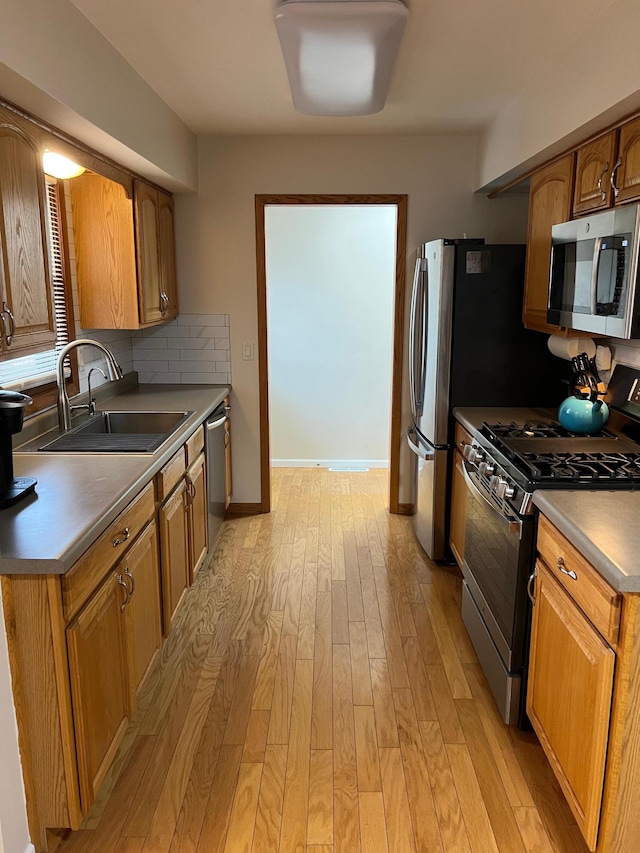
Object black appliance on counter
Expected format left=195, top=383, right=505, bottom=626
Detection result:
left=458, top=365, right=640, bottom=726
left=0, top=390, right=36, bottom=509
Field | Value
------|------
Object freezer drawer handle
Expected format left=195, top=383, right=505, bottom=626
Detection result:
left=406, top=426, right=434, bottom=461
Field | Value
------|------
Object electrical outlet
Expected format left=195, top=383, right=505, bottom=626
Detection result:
left=242, top=342, right=255, bottom=361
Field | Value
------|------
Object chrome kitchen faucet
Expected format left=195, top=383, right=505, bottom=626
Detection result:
left=55, top=339, right=123, bottom=431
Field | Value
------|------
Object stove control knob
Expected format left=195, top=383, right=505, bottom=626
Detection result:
left=504, top=483, right=516, bottom=499
left=474, top=449, right=485, bottom=463
left=462, top=444, right=473, bottom=461
left=466, top=446, right=478, bottom=463
left=489, top=474, right=501, bottom=493
left=495, top=477, right=509, bottom=499
left=478, top=461, right=495, bottom=477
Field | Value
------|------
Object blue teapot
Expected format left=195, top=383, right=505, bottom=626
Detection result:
left=558, top=394, right=609, bottom=434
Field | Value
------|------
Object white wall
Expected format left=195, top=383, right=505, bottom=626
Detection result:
left=477, top=0, right=640, bottom=190
left=266, top=205, right=396, bottom=467
left=174, top=134, right=530, bottom=504
left=0, top=0, right=197, bottom=191
left=0, top=588, right=30, bottom=853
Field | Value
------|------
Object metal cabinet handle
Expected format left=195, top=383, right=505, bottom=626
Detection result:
left=2, top=302, right=15, bottom=345
left=206, top=414, right=228, bottom=430
left=597, top=161, right=610, bottom=202
left=557, top=556, right=577, bottom=580
left=224, top=405, right=231, bottom=413
left=117, top=574, right=130, bottom=611
left=183, top=481, right=191, bottom=509
left=527, top=565, right=538, bottom=605
left=124, top=565, right=136, bottom=596
left=160, top=291, right=169, bottom=317
left=610, top=156, right=622, bottom=198
left=113, top=527, right=130, bottom=547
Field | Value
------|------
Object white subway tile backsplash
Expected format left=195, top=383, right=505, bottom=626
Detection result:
left=177, top=313, right=227, bottom=326
left=166, top=337, right=215, bottom=351
left=142, top=323, right=191, bottom=338
left=191, top=325, right=230, bottom=339
left=214, top=338, right=230, bottom=349
left=179, top=350, right=217, bottom=362
left=133, top=337, right=168, bottom=350
left=133, top=349, right=174, bottom=362
left=136, top=371, right=182, bottom=384
left=180, top=372, right=231, bottom=384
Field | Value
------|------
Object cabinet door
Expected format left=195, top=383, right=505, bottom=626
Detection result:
left=449, top=450, right=467, bottom=567
left=158, top=190, right=178, bottom=320
left=613, top=117, right=640, bottom=206
left=134, top=180, right=163, bottom=325
left=71, top=174, right=140, bottom=330
left=523, top=155, right=575, bottom=334
left=121, top=521, right=162, bottom=698
left=159, top=481, right=190, bottom=634
left=224, top=410, right=232, bottom=510
left=67, top=571, right=131, bottom=811
left=527, top=562, right=615, bottom=850
left=573, top=131, right=618, bottom=216
left=0, top=123, right=55, bottom=355
left=187, top=453, right=208, bottom=581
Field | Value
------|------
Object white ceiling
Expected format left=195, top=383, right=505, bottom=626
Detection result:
left=70, top=0, right=608, bottom=136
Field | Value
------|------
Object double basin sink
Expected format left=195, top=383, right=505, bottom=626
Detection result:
left=38, top=410, right=193, bottom=454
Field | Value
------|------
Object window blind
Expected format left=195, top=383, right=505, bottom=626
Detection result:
left=0, top=178, right=71, bottom=390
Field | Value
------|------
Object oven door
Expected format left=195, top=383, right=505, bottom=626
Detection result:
left=460, top=462, right=534, bottom=724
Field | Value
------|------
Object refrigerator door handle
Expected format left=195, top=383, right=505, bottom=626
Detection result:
left=406, top=426, right=435, bottom=461
left=409, top=256, right=427, bottom=419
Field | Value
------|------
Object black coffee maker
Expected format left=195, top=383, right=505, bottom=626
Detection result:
left=0, top=390, right=37, bottom=509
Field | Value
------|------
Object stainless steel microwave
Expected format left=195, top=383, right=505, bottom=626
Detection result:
left=547, top=203, right=640, bottom=338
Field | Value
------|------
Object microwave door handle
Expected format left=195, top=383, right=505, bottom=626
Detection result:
left=590, top=236, right=603, bottom=314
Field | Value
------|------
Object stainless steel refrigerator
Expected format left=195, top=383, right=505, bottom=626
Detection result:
left=406, top=239, right=563, bottom=560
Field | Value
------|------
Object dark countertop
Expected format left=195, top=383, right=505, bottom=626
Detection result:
left=453, top=405, right=640, bottom=594
left=0, top=383, right=230, bottom=575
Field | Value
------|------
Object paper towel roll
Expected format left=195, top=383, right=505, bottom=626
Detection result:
left=547, top=335, right=597, bottom=361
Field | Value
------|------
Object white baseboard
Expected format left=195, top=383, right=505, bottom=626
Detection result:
left=271, top=459, right=389, bottom=469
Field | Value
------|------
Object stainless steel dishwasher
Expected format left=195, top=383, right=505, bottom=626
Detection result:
left=206, top=400, right=230, bottom=546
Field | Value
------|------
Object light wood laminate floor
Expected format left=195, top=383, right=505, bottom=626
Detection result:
left=54, top=469, right=588, bottom=853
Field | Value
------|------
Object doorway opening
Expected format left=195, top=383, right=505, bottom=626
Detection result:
left=255, top=194, right=408, bottom=513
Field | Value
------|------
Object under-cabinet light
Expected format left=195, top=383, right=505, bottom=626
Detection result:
left=274, top=0, right=408, bottom=116
left=42, top=151, right=86, bottom=180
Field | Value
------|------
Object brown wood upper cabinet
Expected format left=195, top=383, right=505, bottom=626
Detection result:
left=573, top=118, right=640, bottom=216
left=523, top=154, right=574, bottom=334
left=71, top=174, right=178, bottom=329
left=134, top=180, right=178, bottom=324
left=0, top=111, right=55, bottom=357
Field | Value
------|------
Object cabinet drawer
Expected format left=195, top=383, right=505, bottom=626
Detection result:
left=62, top=481, right=155, bottom=623
left=537, top=515, right=621, bottom=646
left=157, top=446, right=186, bottom=502
left=185, top=425, right=204, bottom=467
left=454, top=421, right=473, bottom=453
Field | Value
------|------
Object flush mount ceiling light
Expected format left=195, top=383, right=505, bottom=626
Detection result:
left=42, top=150, right=86, bottom=179
left=274, top=0, right=408, bottom=116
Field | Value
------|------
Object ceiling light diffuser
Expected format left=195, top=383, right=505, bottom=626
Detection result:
left=42, top=151, right=86, bottom=179
left=274, top=0, right=408, bottom=116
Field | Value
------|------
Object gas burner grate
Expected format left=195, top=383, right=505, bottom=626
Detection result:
left=521, top=451, right=640, bottom=482
left=482, top=421, right=612, bottom=440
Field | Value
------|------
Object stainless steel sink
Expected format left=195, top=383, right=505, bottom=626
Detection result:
left=38, top=411, right=193, bottom=453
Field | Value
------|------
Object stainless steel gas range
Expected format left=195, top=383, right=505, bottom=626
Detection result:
left=458, top=366, right=640, bottom=726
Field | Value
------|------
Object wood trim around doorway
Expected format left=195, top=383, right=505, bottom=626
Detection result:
left=255, top=194, right=408, bottom=514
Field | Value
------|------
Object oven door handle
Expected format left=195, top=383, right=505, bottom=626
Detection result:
left=461, top=460, right=523, bottom=539
left=590, top=236, right=603, bottom=315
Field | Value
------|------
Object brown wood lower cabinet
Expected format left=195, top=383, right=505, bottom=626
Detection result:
left=122, top=521, right=162, bottom=698
left=186, top=451, right=208, bottom=581
left=530, top=514, right=640, bottom=853
left=66, top=569, right=132, bottom=812
left=159, top=478, right=190, bottom=634
left=527, top=560, right=615, bottom=850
